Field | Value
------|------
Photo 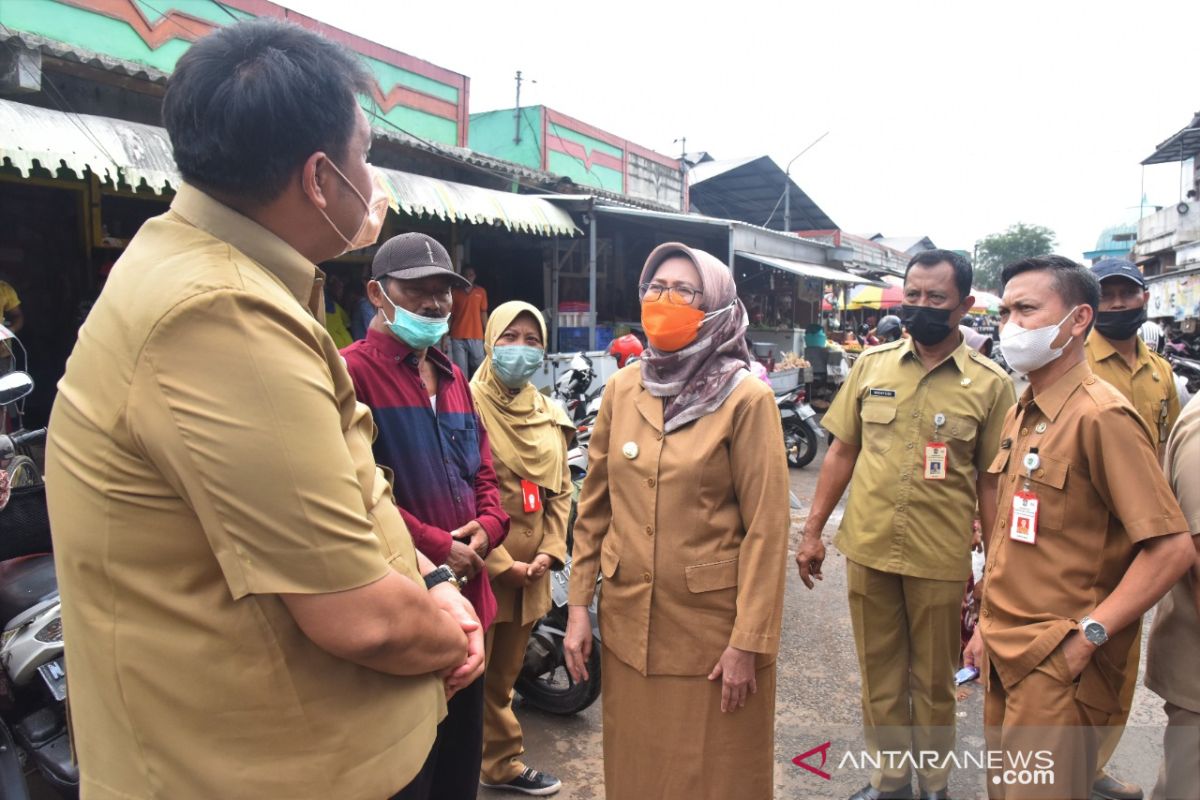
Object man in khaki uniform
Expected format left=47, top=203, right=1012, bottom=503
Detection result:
left=963, top=255, right=1193, bottom=800
left=45, top=21, right=481, bottom=799
left=1084, top=258, right=1181, bottom=800
left=798, top=250, right=1015, bottom=800
left=1145, top=399, right=1200, bottom=800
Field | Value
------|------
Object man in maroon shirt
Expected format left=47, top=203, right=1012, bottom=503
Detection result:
left=342, top=233, right=509, bottom=800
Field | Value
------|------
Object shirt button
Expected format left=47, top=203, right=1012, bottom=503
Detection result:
left=1020, top=427, right=1029, bottom=436
left=983, top=608, right=991, bottom=617
left=897, top=505, right=906, bottom=511
left=645, top=525, right=654, bottom=536
left=656, top=432, right=664, bottom=441
left=524, top=530, right=532, bottom=537
left=647, top=477, right=656, bottom=488
left=912, top=411, right=920, bottom=418
left=906, top=442, right=914, bottom=449
left=643, top=572, right=652, bottom=583
left=1035, top=468, right=1045, bottom=478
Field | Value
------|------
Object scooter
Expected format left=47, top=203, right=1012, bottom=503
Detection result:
left=776, top=385, right=822, bottom=468
left=515, top=426, right=602, bottom=715
left=1168, top=352, right=1200, bottom=397
left=0, top=372, right=76, bottom=799
left=552, top=353, right=605, bottom=424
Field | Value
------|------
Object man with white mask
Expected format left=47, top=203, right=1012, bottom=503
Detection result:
left=962, top=255, right=1193, bottom=800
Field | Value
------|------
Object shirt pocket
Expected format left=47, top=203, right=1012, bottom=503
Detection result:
left=861, top=402, right=897, bottom=454
left=943, top=413, right=979, bottom=465
left=443, top=418, right=481, bottom=480
left=684, top=557, right=740, bottom=593
left=1026, top=453, right=1068, bottom=531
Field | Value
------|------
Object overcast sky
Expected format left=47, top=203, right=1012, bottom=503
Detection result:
left=282, top=0, right=1197, bottom=261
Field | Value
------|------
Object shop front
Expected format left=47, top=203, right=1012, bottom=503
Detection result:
left=0, top=97, right=579, bottom=424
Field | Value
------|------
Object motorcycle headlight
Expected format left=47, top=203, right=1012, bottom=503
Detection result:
left=34, top=618, right=63, bottom=643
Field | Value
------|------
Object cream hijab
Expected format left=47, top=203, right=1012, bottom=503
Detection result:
left=470, top=301, right=574, bottom=492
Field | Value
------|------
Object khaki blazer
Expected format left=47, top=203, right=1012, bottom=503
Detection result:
left=485, top=446, right=572, bottom=626
left=568, top=366, right=790, bottom=676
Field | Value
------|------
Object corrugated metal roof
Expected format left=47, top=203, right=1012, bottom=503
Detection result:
left=377, top=167, right=579, bottom=237
left=735, top=251, right=879, bottom=286
left=0, top=30, right=170, bottom=85
left=0, top=96, right=178, bottom=191
left=1142, top=113, right=1200, bottom=166
left=0, top=98, right=579, bottom=237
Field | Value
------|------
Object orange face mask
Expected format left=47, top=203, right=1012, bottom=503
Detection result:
left=641, top=298, right=705, bottom=352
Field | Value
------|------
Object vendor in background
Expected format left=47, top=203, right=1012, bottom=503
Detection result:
left=323, top=270, right=353, bottom=349
left=0, top=278, right=23, bottom=375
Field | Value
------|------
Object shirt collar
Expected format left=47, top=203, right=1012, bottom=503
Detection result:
left=898, top=332, right=970, bottom=373
left=1086, top=329, right=1152, bottom=372
left=170, top=183, right=322, bottom=313
left=364, top=327, right=457, bottom=378
left=1026, top=359, right=1092, bottom=422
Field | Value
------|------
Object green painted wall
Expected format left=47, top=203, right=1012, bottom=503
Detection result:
left=0, top=0, right=463, bottom=145
left=468, top=107, right=543, bottom=168
left=547, top=151, right=622, bottom=192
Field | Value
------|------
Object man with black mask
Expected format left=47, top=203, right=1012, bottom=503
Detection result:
left=797, top=250, right=1015, bottom=800
left=1083, top=257, right=1180, bottom=800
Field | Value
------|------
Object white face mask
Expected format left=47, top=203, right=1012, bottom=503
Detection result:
left=999, top=306, right=1079, bottom=375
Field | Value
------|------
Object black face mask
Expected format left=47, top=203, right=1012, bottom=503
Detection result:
left=900, top=304, right=955, bottom=346
left=1094, top=306, right=1147, bottom=341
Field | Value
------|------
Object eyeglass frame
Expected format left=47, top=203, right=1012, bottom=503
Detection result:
left=638, top=282, right=704, bottom=306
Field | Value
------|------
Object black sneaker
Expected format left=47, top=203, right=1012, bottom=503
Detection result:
left=481, top=767, right=562, bottom=796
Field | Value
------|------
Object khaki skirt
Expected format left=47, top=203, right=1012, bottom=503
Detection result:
left=600, top=646, right=777, bottom=800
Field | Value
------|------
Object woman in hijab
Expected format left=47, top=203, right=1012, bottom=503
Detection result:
left=470, top=301, right=574, bottom=797
left=563, top=243, right=790, bottom=799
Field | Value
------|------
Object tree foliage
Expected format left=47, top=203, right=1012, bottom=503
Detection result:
left=973, top=223, right=1057, bottom=292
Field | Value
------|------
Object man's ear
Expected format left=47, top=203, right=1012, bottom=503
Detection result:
left=1070, top=304, right=1095, bottom=337
left=301, top=152, right=330, bottom=210
left=365, top=278, right=386, bottom=310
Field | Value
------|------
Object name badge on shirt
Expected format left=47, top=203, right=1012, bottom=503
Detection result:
left=1010, top=490, right=1039, bottom=544
left=924, top=442, right=948, bottom=480
left=868, top=388, right=896, bottom=398
left=520, top=479, right=543, bottom=513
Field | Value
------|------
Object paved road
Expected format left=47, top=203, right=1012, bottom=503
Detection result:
left=486, top=436, right=1169, bottom=799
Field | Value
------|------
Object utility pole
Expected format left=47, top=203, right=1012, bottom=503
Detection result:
left=514, top=70, right=523, bottom=145
left=782, top=130, right=829, bottom=233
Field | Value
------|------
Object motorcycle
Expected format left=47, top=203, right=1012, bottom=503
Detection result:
left=0, top=372, right=75, bottom=800
left=1167, top=352, right=1200, bottom=397
left=551, top=353, right=602, bottom=424
left=776, top=385, right=822, bottom=468
left=514, top=423, right=602, bottom=716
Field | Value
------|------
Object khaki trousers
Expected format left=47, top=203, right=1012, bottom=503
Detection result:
left=1150, top=702, right=1200, bottom=800
left=481, top=618, right=537, bottom=784
left=1094, top=622, right=1141, bottom=776
left=984, top=650, right=1108, bottom=800
left=847, top=560, right=965, bottom=793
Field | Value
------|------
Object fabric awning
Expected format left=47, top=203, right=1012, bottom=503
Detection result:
left=735, top=251, right=880, bottom=285
left=0, top=98, right=579, bottom=238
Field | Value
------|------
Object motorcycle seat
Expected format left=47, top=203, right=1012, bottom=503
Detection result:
left=0, top=554, right=57, bottom=628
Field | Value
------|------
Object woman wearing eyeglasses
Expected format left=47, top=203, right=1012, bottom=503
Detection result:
left=563, top=243, right=790, bottom=800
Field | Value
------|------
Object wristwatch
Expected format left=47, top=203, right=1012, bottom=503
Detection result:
left=424, top=564, right=466, bottom=591
left=1080, top=616, right=1109, bottom=646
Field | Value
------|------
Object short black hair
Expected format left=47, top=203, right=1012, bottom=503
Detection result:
left=163, top=19, right=372, bottom=204
left=1001, top=255, right=1100, bottom=330
left=905, top=249, right=972, bottom=303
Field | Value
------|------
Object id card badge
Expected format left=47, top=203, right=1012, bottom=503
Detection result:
left=520, top=479, right=543, bottom=513
left=1009, top=490, right=1039, bottom=544
left=924, top=443, right=948, bottom=480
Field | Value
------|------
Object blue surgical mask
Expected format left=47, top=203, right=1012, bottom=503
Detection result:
left=491, top=345, right=544, bottom=389
left=376, top=283, right=449, bottom=349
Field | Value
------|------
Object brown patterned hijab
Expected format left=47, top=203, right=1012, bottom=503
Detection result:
left=637, top=243, right=751, bottom=432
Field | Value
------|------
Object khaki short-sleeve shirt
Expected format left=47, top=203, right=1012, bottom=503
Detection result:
left=1145, top=397, right=1200, bottom=712
left=821, top=337, right=1015, bottom=581
left=1085, top=330, right=1180, bottom=448
left=979, top=360, right=1188, bottom=713
left=46, top=184, right=444, bottom=800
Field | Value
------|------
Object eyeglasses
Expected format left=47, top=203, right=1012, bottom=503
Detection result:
left=639, top=282, right=703, bottom=306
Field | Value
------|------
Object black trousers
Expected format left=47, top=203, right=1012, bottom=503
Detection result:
left=391, top=675, right=485, bottom=800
